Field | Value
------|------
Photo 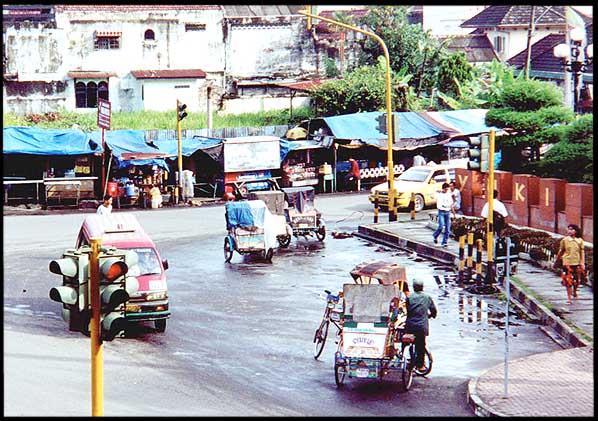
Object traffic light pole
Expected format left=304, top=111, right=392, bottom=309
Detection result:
left=485, top=130, right=496, bottom=286
left=297, top=9, right=397, bottom=221
left=176, top=100, right=183, bottom=204
left=89, top=238, right=104, bottom=416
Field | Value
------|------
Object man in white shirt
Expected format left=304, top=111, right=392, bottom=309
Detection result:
left=449, top=181, right=461, bottom=216
left=481, top=189, right=508, bottom=234
left=432, top=182, right=453, bottom=247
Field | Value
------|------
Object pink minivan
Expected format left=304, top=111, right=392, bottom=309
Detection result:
left=76, top=213, right=170, bottom=332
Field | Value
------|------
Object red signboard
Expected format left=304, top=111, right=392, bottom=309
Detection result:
left=97, top=98, right=111, bottom=130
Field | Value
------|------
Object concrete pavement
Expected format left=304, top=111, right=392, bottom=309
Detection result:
left=356, top=214, right=594, bottom=417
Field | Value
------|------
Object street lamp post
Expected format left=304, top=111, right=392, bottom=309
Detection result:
left=297, top=9, right=398, bottom=222
left=553, top=27, right=593, bottom=113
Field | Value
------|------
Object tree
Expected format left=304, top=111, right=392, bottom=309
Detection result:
left=354, top=6, right=448, bottom=99
left=435, top=52, right=475, bottom=97
left=526, top=114, right=593, bottom=183
left=485, top=79, right=575, bottom=173
left=310, top=57, right=416, bottom=116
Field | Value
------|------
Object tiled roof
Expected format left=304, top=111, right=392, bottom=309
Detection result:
left=67, top=71, right=116, bottom=79
left=54, top=5, right=221, bottom=12
left=461, top=6, right=591, bottom=28
left=130, top=69, right=207, bottom=79
left=272, top=78, right=331, bottom=91
left=222, top=5, right=303, bottom=17
left=508, top=25, right=593, bottom=75
left=439, top=34, right=498, bottom=63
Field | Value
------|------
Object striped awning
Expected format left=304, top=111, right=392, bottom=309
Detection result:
left=95, top=31, right=122, bottom=37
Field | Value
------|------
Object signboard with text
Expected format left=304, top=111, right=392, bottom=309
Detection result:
left=97, top=98, right=111, bottom=130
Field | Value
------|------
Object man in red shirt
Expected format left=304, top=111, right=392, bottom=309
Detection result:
left=345, top=158, right=361, bottom=191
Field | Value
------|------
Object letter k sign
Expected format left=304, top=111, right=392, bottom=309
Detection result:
left=514, top=183, right=525, bottom=202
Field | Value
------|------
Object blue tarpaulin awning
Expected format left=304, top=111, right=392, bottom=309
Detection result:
left=279, top=139, right=324, bottom=161
left=3, top=126, right=102, bottom=155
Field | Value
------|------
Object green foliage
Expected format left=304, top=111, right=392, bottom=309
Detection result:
left=435, top=52, right=474, bottom=97
left=324, top=57, right=339, bottom=78
left=526, top=114, right=593, bottom=183
left=2, top=107, right=316, bottom=130
left=486, top=107, right=574, bottom=133
left=498, top=79, right=563, bottom=111
left=310, top=57, right=423, bottom=115
left=355, top=6, right=448, bottom=98
left=436, top=59, right=517, bottom=110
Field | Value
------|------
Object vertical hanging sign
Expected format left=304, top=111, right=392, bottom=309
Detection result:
left=97, top=99, right=111, bottom=195
left=97, top=99, right=111, bottom=130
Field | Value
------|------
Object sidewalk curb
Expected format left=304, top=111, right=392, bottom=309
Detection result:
left=467, top=374, right=507, bottom=417
left=355, top=224, right=592, bottom=348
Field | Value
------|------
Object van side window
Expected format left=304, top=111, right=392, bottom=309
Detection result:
left=432, top=171, right=446, bottom=183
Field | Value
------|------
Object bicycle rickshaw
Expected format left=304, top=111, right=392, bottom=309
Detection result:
left=312, top=261, right=432, bottom=390
left=224, top=199, right=277, bottom=262
left=281, top=186, right=326, bottom=244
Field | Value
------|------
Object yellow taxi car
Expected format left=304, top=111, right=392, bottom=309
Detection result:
left=368, top=164, right=456, bottom=212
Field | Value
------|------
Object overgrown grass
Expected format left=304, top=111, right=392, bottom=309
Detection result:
left=2, top=107, right=316, bottom=131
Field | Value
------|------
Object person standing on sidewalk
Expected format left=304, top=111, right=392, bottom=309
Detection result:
left=344, top=158, right=361, bottom=191
left=432, top=182, right=453, bottom=247
left=554, top=224, right=585, bottom=304
left=405, top=279, right=437, bottom=373
left=481, top=189, right=508, bottom=236
left=449, top=181, right=462, bottom=216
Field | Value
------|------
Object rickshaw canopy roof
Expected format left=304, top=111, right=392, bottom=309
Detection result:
left=343, top=283, right=399, bottom=322
left=350, top=261, right=408, bottom=286
left=282, top=186, right=315, bottom=213
left=225, top=200, right=267, bottom=228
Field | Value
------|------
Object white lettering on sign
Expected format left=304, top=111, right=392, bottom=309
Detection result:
left=97, top=99, right=111, bottom=130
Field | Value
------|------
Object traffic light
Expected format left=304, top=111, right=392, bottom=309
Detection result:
left=467, top=134, right=489, bottom=172
left=177, top=101, right=188, bottom=122
left=98, top=248, right=138, bottom=341
left=376, top=112, right=387, bottom=135
left=49, top=248, right=90, bottom=332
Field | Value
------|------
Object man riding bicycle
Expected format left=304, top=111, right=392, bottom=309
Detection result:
left=405, top=279, right=437, bottom=372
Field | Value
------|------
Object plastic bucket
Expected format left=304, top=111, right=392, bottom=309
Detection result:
left=107, top=181, right=118, bottom=198
left=125, top=184, right=136, bottom=197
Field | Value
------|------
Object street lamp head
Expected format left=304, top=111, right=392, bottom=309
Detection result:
left=554, top=43, right=570, bottom=60
left=586, top=43, right=593, bottom=61
left=570, top=26, right=586, bottom=43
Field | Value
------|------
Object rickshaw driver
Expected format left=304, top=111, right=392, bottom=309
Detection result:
left=405, top=279, right=437, bottom=372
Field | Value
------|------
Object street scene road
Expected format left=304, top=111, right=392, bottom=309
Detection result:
left=4, top=193, right=562, bottom=416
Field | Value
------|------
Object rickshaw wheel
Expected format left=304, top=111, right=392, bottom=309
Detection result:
left=401, top=364, right=414, bottom=391
left=224, top=237, right=234, bottom=262
left=278, top=234, right=291, bottom=248
left=334, top=362, right=346, bottom=388
left=264, top=248, right=274, bottom=263
left=415, top=348, right=433, bottom=377
left=313, top=318, right=329, bottom=359
left=315, top=225, right=326, bottom=241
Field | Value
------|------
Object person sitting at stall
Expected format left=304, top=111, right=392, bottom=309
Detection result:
left=149, top=184, right=163, bottom=209
left=96, top=194, right=113, bottom=215
left=344, top=158, right=361, bottom=192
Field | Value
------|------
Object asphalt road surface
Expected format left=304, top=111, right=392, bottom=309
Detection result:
left=4, top=193, right=561, bottom=416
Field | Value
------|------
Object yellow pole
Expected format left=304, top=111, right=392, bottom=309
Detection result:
left=486, top=129, right=495, bottom=284
left=89, top=238, right=103, bottom=416
left=177, top=99, right=183, bottom=204
left=306, top=5, right=312, bottom=30
left=297, top=9, right=396, bottom=221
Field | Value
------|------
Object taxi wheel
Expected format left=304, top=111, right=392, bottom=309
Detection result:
left=414, top=194, right=425, bottom=212
left=154, top=319, right=166, bottom=333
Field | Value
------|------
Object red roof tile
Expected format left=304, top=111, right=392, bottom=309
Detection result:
left=67, top=71, right=116, bottom=79
left=130, top=69, right=207, bottom=79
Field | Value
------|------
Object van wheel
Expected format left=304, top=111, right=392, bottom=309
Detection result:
left=155, top=319, right=166, bottom=332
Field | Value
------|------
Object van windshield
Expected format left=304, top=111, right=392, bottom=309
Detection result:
left=126, top=247, right=162, bottom=276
